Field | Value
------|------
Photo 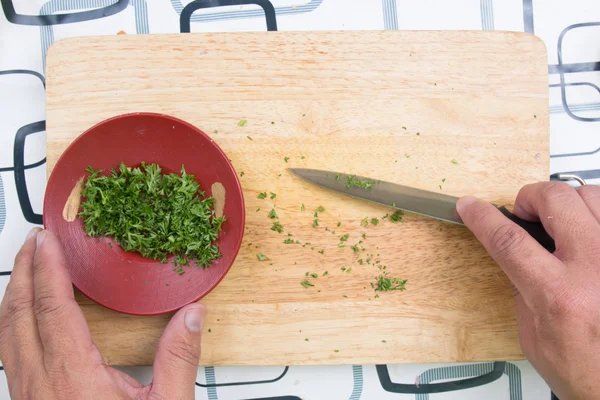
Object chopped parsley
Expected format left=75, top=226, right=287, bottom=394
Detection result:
left=441, top=178, right=446, bottom=183
left=374, top=273, right=407, bottom=292
left=361, top=217, right=369, bottom=227
left=451, top=159, right=458, bottom=164
left=301, top=156, right=305, bottom=159
left=371, top=218, right=379, bottom=226
left=323, top=271, right=329, bottom=276
left=318, top=249, right=324, bottom=255
left=283, top=238, right=294, bottom=244
left=240, top=171, right=245, bottom=177
left=301, top=204, right=305, bottom=211
left=284, top=157, right=289, bottom=163
left=301, top=280, right=314, bottom=288
left=213, top=129, right=218, bottom=134
left=270, top=192, right=276, bottom=199
left=390, top=210, right=404, bottom=223
left=271, top=121, right=275, bottom=124
left=350, top=244, right=359, bottom=254
left=336, top=173, right=341, bottom=181
left=345, top=175, right=376, bottom=190
left=340, top=234, right=349, bottom=242
left=79, top=163, right=224, bottom=269
left=310, top=273, right=318, bottom=278
left=238, top=119, right=247, bottom=126
left=271, top=221, right=284, bottom=233
left=257, top=253, right=267, bottom=261
left=258, top=192, right=267, bottom=199
left=337, top=222, right=341, bottom=227
left=246, top=135, right=253, bottom=141
left=312, top=218, right=319, bottom=228
left=316, top=205, right=325, bottom=213
left=268, top=209, right=278, bottom=219
left=402, top=126, right=407, bottom=130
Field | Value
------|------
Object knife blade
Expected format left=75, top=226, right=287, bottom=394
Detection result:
left=288, top=168, right=555, bottom=252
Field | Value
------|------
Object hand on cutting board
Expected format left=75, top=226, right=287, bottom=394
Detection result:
left=0, top=229, right=205, bottom=400
left=457, top=182, right=600, bottom=400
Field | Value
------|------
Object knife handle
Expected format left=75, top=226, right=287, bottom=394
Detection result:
left=497, top=206, right=556, bottom=253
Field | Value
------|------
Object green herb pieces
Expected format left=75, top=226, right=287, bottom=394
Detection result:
left=362, top=233, right=366, bottom=239
left=345, top=175, right=376, bottom=190
left=238, top=119, right=247, bottom=127
left=213, top=129, right=218, bottom=134
left=258, top=192, right=267, bottom=199
left=310, top=273, right=318, bottom=278
left=441, top=178, right=446, bottom=183
left=284, top=157, right=289, bottom=163
left=79, top=163, right=224, bottom=269
left=270, top=192, right=277, bottom=199
left=301, top=280, right=314, bottom=288
left=361, top=217, right=369, bottom=227
left=240, top=171, right=245, bottom=177
left=318, top=249, right=324, bottom=255
left=371, top=218, right=379, bottom=226
left=312, top=218, right=319, bottom=228
left=268, top=209, right=278, bottom=219
left=256, top=208, right=260, bottom=212
left=390, top=210, right=404, bottom=223
left=246, top=135, right=253, bottom=141
left=402, top=126, right=407, bottom=130
left=301, top=156, right=306, bottom=159
left=382, top=340, right=387, bottom=343
left=323, top=271, right=329, bottom=276
left=316, top=205, right=325, bottom=213
left=374, top=273, right=407, bottom=292
left=301, top=204, right=305, bottom=212
left=271, top=221, right=284, bottom=233
left=334, top=350, right=339, bottom=353
left=337, top=222, right=341, bottom=227
left=271, top=121, right=275, bottom=124
left=257, top=253, right=267, bottom=261
left=305, top=338, right=309, bottom=341
left=336, top=173, right=341, bottom=181
left=283, top=238, right=294, bottom=244
left=340, top=234, right=349, bottom=242
left=351, top=244, right=359, bottom=254
left=451, top=159, right=458, bottom=164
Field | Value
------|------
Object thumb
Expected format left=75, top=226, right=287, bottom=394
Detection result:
left=456, top=196, right=560, bottom=303
left=151, top=303, right=207, bottom=399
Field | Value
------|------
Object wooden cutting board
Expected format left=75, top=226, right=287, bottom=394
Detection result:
left=45, top=31, right=548, bottom=366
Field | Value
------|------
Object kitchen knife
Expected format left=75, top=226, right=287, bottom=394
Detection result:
left=288, top=168, right=555, bottom=253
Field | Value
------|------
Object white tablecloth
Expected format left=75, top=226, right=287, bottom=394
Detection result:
left=2, top=1, right=599, bottom=398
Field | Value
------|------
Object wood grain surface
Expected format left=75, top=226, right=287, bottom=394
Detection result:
left=45, top=31, right=549, bottom=366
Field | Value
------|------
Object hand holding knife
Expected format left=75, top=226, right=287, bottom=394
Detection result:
left=288, top=168, right=555, bottom=253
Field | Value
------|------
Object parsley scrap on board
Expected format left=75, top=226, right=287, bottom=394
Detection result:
left=79, top=162, right=225, bottom=270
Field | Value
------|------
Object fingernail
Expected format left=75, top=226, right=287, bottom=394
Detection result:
left=184, top=305, right=206, bottom=333
left=456, top=196, right=479, bottom=215
left=26, top=227, right=41, bottom=241
left=36, top=230, right=47, bottom=248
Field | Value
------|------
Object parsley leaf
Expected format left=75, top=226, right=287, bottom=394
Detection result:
left=258, top=192, right=267, bottom=199
left=257, top=253, right=267, bottom=261
left=238, top=119, right=247, bottom=126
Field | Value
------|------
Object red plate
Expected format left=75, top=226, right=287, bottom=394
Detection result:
left=44, top=113, right=245, bottom=315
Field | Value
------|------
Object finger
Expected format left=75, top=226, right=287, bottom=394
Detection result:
left=1, top=228, right=43, bottom=380
left=575, top=185, right=600, bottom=223
left=457, top=197, right=563, bottom=305
left=32, top=230, right=94, bottom=358
left=512, top=182, right=600, bottom=258
left=151, top=303, right=206, bottom=399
